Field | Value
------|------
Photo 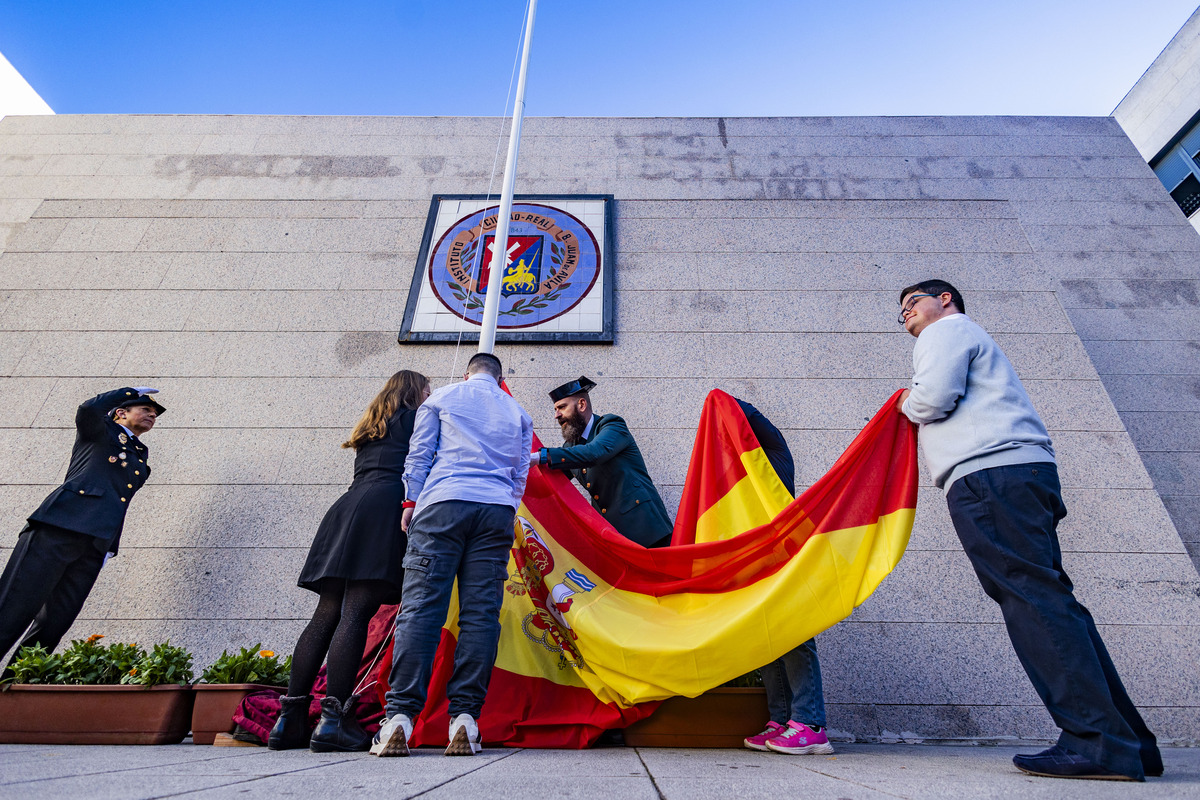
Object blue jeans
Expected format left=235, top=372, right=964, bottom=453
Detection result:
left=384, top=500, right=515, bottom=720
left=762, top=637, right=825, bottom=727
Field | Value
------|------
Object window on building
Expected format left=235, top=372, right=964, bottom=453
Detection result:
left=1171, top=174, right=1200, bottom=217
left=1151, top=120, right=1200, bottom=219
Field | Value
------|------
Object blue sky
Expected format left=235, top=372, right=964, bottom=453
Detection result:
left=1, top=1, right=1196, bottom=117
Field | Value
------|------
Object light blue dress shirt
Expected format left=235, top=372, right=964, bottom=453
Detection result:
left=403, top=373, right=534, bottom=517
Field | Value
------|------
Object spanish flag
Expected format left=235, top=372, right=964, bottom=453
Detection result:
left=382, top=389, right=917, bottom=748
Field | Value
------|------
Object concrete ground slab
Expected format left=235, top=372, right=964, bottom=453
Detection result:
left=0, top=743, right=1198, bottom=799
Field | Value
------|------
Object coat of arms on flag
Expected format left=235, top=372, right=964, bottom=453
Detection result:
left=360, top=388, right=917, bottom=749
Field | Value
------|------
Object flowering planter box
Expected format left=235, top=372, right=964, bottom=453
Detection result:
left=624, top=687, right=768, bottom=748
left=191, top=683, right=284, bottom=745
left=0, top=684, right=195, bottom=745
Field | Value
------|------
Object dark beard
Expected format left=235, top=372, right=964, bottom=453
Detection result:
left=560, top=417, right=586, bottom=444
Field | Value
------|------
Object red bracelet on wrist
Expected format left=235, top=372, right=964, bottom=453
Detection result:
left=402, top=500, right=416, bottom=509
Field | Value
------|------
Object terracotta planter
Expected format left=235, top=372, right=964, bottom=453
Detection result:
left=624, top=687, right=768, bottom=748
left=191, top=683, right=284, bottom=745
left=0, top=684, right=195, bottom=745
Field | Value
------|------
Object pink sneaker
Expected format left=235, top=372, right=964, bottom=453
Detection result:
left=743, top=721, right=786, bottom=751
left=765, top=721, right=834, bottom=755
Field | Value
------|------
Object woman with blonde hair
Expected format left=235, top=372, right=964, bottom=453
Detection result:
left=269, top=370, right=431, bottom=753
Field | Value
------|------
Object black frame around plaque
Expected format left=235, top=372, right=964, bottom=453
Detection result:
left=398, top=194, right=615, bottom=344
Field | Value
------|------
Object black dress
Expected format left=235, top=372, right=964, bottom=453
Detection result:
left=297, top=408, right=416, bottom=601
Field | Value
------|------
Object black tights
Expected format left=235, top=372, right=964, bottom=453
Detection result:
left=287, top=579, right=389, bottom=702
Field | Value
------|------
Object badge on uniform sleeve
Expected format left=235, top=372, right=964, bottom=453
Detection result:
left=119, top=434, right=128, bottom=444
left=108, top=456, right=117, bottom=463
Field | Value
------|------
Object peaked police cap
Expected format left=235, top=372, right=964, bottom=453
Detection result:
left=113, top=394, right=166, bottom=416
left=548, top=376, right=597, bottom=402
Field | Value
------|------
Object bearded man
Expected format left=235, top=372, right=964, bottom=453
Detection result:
left=536, top=377, right=673, bottom=548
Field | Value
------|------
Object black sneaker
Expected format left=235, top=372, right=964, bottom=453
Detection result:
left=1013, top=744, right=1140, bottom=781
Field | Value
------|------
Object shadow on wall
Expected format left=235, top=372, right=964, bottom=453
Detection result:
left=336, top=332, right=395, bottom=368
left=168, top=485, right=317, bottom=668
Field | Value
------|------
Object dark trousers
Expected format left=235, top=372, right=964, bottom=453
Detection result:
left=0, top=524, right=108, bottom=664
left=385, top=500, right=516, bottom=720
left=947, top=463, right=1161, bottom=780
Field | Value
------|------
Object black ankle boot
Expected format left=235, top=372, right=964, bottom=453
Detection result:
left=310, top=695, right=372, bottom=752
left=267, top=694, right=313, bottom=750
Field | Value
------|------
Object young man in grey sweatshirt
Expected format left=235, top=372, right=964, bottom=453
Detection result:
left=897, top=279, right=1160, bottom=783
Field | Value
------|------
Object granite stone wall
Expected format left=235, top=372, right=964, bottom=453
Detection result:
left=1, top=114, right=1198, bottom=743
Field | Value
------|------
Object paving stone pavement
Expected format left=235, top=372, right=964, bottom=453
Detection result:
left=0, top=742, right=1198, bottom=799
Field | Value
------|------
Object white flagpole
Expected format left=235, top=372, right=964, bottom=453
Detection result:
left=478, top=0, right=538, bottom=355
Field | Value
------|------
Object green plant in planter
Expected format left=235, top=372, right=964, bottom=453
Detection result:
left=122, top=641, right=194, bottom=687
left=3, top=644, right=62, bottom=685
left=199, top=644, right=291, bottom=686
left=4, top=634, right=194, bottom=687
left=721, top=668, right=764, bottom=688
left=58, top=635, right=147, bottom=685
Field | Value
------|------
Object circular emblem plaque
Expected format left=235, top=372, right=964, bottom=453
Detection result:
left=428, top=203, right=601, bottom=329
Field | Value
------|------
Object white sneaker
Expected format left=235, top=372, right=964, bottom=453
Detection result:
left=445, top=713, right=481, bottom=756
left=370, top=713, right=413, bottom=757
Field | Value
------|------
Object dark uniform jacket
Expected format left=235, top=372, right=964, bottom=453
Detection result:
left=27, top=388, right=152, bottom=555
left=543, top=413, right=673, bottom=547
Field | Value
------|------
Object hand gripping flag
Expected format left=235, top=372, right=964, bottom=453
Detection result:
left=376, top=388, right=918, bottom=748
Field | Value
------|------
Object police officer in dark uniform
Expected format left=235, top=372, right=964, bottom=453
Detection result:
left=0, top=386, right=164, bottom=663
left=537, top=377, right=673, bottom=548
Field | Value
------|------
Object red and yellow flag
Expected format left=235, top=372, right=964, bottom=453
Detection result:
left=379, top=389, right=917, bottom=748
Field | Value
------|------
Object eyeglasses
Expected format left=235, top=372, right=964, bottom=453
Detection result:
left=897, top=294, right=934, bottom=324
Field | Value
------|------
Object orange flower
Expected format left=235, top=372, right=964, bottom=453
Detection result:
left=128, top=667, right=137, bottom=675
left=258, top=650, right=275, bottom=658
left=86, top=634, right=105, bottom=643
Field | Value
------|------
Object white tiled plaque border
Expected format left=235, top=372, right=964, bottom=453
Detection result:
left=399, top=195, right=614, bottom=344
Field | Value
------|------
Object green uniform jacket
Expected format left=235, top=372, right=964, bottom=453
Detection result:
left=543, top=413, right=673, bottom=547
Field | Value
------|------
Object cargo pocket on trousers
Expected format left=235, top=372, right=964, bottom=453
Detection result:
left=401, top=550, right=437, bottom=601
left=403, top=551, right=436, bottom=573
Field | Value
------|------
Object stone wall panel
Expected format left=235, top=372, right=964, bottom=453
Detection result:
left=1, top=113, right=1196, bottom=742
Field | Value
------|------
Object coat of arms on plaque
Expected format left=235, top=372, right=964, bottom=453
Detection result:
left=400, top=195, right=614, bottom=343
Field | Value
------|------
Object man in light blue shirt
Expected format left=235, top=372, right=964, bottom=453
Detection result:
left=373, top=352, right=533, bottom=758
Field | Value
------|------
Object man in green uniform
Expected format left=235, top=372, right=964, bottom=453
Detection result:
left=537, top=377, right=673, bottom=548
